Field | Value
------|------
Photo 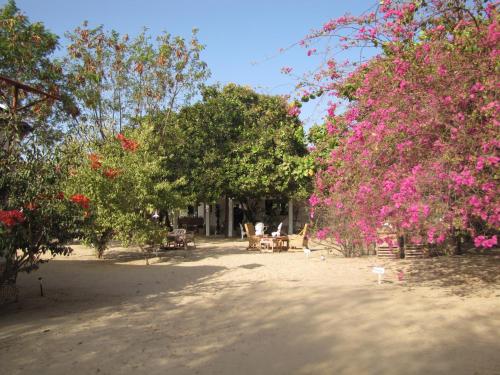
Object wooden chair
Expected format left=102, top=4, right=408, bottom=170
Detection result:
left=289, top=224, right=309, bottom=249
left=166, top=228, right=188, bottom=249
left=244, top=223, right=261, bottom=250
left=185, top=231, right=196, bottom=248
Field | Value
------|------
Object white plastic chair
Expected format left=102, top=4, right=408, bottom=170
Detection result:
left=255, top=222, right=265, bottom=236
left=239, top=223, right=247, bottom=240
left=272, top=222, right=282, bottom=237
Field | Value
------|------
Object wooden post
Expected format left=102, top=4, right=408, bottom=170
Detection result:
left=288, top=199, right=294, bottom=234
left=228, top=198, right=234, bottom=237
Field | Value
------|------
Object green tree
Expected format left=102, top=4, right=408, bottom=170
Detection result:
left=64, top=123, right=183, bottom=258
left=64, top=23, right=209, bottom=140
left=62, top=22, right=209, bottom=255
left=0, top=149, right=86, bottom=284
left=0, top=1, right=83, bottom=285
left=161, top=84, right=312, bottom=223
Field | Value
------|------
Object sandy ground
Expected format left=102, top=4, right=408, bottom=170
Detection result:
left=1, top=238, right=499, bottom=375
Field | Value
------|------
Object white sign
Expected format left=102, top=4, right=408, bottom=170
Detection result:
left=372, top=266, right=385, bottom=285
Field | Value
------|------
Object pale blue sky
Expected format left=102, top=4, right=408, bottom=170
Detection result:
left=11, top=0, right=378, bottom=129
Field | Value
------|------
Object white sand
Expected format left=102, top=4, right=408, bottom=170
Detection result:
left=1, top=238, right=499, bottom=375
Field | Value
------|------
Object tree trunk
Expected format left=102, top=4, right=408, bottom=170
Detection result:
left=454, top=232, right=463, bottom=255
left=95, top=228, right=114, bottom=258
left=0, top=256, right=18, bottom=286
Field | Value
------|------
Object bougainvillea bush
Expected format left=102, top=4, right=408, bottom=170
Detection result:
left=301, top=0, right=499, bottom=255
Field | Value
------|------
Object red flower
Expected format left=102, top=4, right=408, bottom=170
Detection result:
left=88, top=153, right=102, bottom=170
left=25, top=202, right=38, bottom=211
left=70, top=194, right=91, bottom=210
left=0, top=210, right=26, bottom=227
left=116, top=133, right=139, bottom=152
left=103, top=168, right=120, bottom=179
left=55, top=192, right=65, bottom=200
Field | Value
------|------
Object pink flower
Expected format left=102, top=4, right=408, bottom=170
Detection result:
left=451, top=169, right=475, bottom=187
left=383, top=180, right=396, bottom=191
left=470, top=82, right=485, bottom=93
left=327, top=103, right=337, bottom=117
left=345, top=107, right=360, bottom=122
left=436, top=234, right=446, bottom=244
left=474, top=235, right=497, bottom=248
left=326, top=121, right=337, bottom=135
left=323, top=20, right=336, bottom=32
left=486, top=22, right=499, bottom=46
left=309, top=194, right=320, bottom=207
left=427, top=227, right=436, bottom=243
left=379, top=205, right=392, bottom=218
left=316, top=228, right=330, bottom=240
left=394, top=58, right=410, bottom=75
left=399, top=80, right=409, bottom=90
left=476, top=157, right=485, bottom=171
left=287, top=104, right=301, bottom=117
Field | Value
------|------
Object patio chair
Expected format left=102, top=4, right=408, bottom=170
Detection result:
left=185, top=231, right=196, bottom=249
left=255, top=222, right=266, bottom=236
left=239, top=223, right=247, bottom=240
left=271, top=222, right=282, bottom=237
left=289, top=224, right=309, bottom=249
left=244, top=223, right=262, bottom=250
left=166, top=228, right=187, bottom=249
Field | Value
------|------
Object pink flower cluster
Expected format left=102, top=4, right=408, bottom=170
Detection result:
left=304, top=2, right=499, bottom=248
left=287, top=104, right=301, bottom=117
left=473, top=235, right=497, bottom=248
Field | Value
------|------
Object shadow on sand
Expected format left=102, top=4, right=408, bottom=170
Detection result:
left=399, top=250, right=500, bottom=296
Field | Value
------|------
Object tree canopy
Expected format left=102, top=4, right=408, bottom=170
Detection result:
left=0, top=0, right=85, bottom=283
left=160, top=84, right=312, bottom=208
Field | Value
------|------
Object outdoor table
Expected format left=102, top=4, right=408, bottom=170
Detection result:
left=259, top=235, right=289, bottom=252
